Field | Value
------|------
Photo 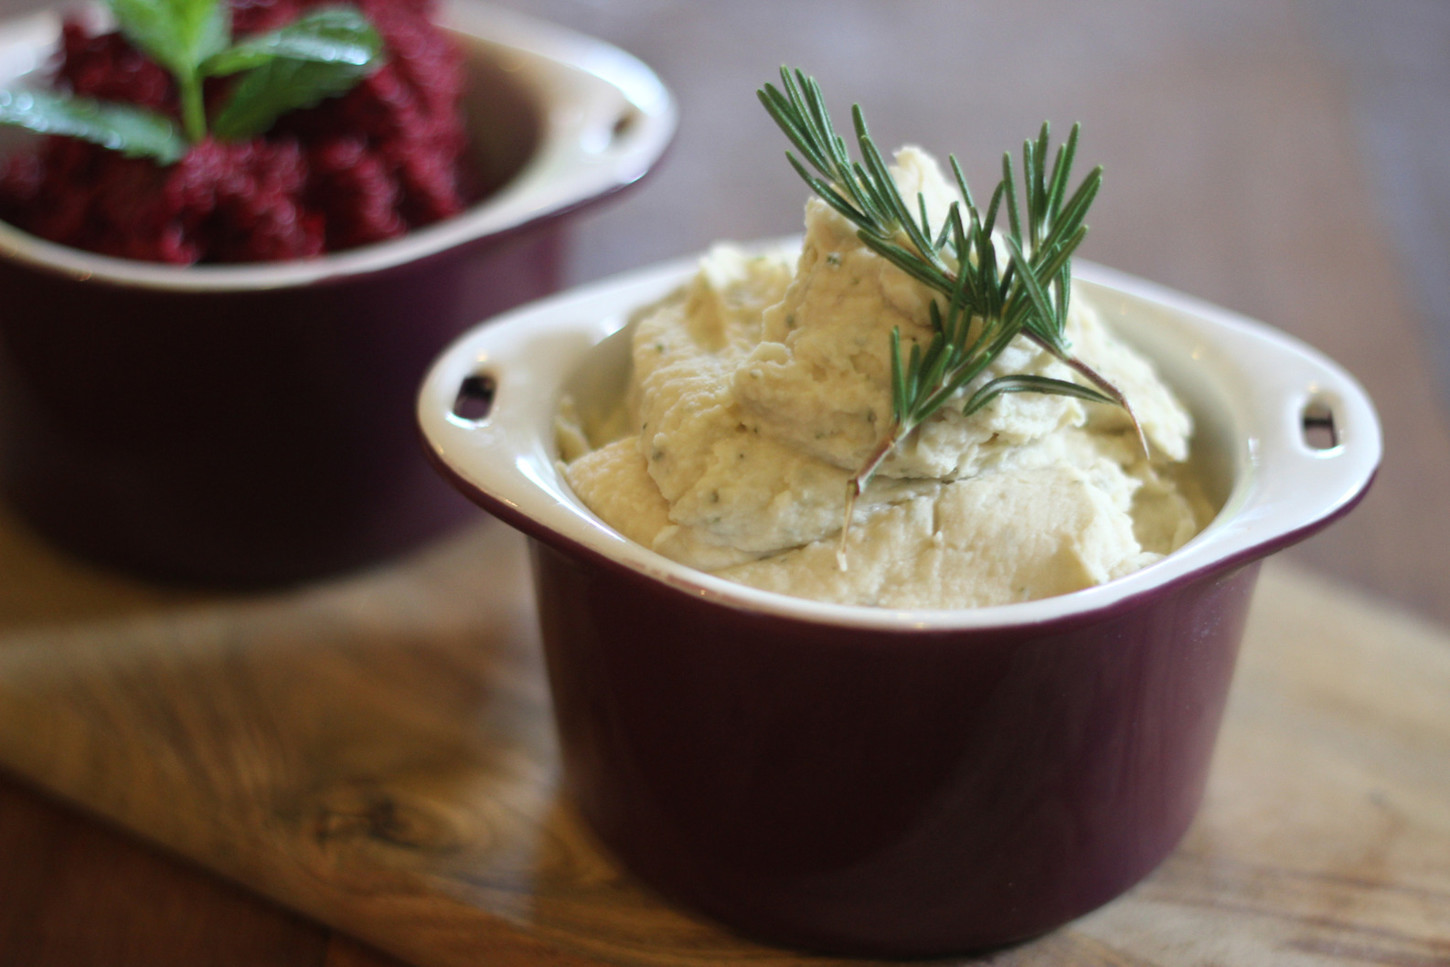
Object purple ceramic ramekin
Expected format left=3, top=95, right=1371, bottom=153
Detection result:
left=417, top=253, right=1381, bottom=955
left=0, top=1, right=674, bottom=586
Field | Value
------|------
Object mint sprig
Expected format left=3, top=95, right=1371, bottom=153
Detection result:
left=0, top=0, right=382, bottom=162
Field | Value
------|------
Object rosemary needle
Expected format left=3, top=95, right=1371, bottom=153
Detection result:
left=757, top=67, right=1145, bottom=567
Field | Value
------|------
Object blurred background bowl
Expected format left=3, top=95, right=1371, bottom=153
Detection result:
left=0, top=0, right=675, bottom=587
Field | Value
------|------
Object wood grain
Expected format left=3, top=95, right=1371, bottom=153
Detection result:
left=1, top=519, right=1448, bottom=967
left=0, top=773, right=333, bottom=966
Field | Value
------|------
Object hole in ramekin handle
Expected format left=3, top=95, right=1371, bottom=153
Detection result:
left=452, top=372, right=497, bottom=424
left=610, top=106, right=642, bottom=146
left=1301, top=395, right=1338, bottom=451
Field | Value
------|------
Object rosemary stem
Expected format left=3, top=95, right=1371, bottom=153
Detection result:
left=837, top=425, right=904, bottom=570
left=1032, top=333, right=1149, bottom=456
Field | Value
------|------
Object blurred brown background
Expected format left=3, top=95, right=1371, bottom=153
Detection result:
left=2, top=1, right=1448, bottom=964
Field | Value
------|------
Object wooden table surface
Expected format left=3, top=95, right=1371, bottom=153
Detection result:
left=3, top=1, right=1449, bottom=964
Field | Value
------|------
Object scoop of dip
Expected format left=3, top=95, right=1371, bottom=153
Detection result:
left=560, top=147, right=1211, bottom=608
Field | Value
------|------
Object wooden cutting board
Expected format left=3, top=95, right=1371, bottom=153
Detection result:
left=0, top=517, right=1447, bottom=967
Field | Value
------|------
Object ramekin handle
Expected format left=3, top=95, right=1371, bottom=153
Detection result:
left=1235, top=334, right=1383, bottom=548
left=418, top=256, right=694, bottom=540
left=418, top=318, right=605, bottom=530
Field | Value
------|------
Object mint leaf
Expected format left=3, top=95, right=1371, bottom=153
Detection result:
left=107, top=0, right=229, bottom=79
left=107, top=0, right=229, bottom=140
left=0, top=88, right=186, bottom=163
left=211, top=37, right=381, bottom=141
left=202, top=7, right=382, bottom=77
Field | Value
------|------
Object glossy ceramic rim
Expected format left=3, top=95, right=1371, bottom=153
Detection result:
left=419, top=247, right=1382, bottom=631
left=0, top=0, right=676, bottom=290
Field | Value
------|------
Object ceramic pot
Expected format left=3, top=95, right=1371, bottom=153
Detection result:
left=417, top=253, right=1380, bottom=954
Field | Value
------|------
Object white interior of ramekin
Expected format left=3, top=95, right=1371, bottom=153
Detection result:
left=419, top=247, right=1382, bottom=631
left=0, top=0, right=675, bottom=289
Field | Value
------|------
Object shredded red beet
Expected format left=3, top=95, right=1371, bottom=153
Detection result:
left=0, top=0, right=474, bottom=263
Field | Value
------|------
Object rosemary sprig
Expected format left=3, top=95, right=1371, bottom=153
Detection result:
left=757, top=67, right=1144, bottom=565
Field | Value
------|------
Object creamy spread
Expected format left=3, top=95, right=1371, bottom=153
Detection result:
left=560, top=147, right=1210, bottom=608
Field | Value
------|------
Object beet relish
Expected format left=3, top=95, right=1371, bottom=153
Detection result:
left=0, top=0, right=475, bottom=263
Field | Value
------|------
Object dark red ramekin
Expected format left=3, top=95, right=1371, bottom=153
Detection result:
left=418, top=254, right=1380, bottom=955
left=0, top=1, right=675, bottom=586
